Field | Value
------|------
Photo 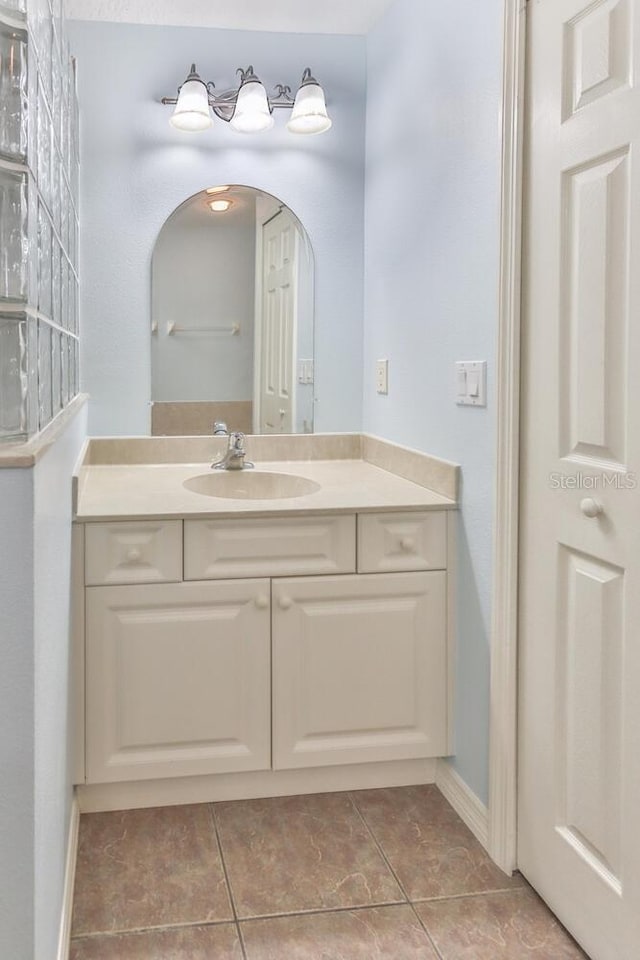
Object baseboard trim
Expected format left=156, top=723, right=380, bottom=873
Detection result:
left=436, top=759, right=489, bottom=850
left=77, top=758, right=438, bottom=813
left=56, top=794, right=79, bottom=960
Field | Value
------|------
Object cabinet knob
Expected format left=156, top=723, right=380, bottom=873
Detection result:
left=400, top=536, right=416, bottom=552
left=580, top=498, right=604, bottom=519
left=125, top=547, right=142, bottom=563
left=278, top=596, right=293, bottom=610
left=255, top=595, right=269, bottom=610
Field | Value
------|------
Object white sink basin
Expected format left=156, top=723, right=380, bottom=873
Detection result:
left=183, top=470, right=321, bottom=500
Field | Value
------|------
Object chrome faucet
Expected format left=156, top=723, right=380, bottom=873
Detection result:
left=211, top=431, right=254, bottom=471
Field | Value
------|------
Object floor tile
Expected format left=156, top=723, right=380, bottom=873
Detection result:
left=352, top=785, right=521, bottom=900
left=69, top=923, right=243, bottom=959
left=215, top=792, right=404, bottom=918
left=415, top=889, right=589, bottom=959
left=71, top=804, right=233, bottom=936
left=241, top=905, right=439, bottom=959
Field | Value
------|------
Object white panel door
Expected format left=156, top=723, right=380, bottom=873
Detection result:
left=272, top=572, right=448, bottom=769
left=257, top=210, right=299, bottom=434
left=85, top=580, right=271, bottom=782
left=519, top=2, right=640, bottom=957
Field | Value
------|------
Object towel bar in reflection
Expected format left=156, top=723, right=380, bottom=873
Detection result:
left=165, top=322, right=240, bottom=336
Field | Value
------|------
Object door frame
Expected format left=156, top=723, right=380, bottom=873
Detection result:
left=488, top=0, right=527, bottom=874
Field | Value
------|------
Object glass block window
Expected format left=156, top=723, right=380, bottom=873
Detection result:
left=0, top=0, right=79, bottom=441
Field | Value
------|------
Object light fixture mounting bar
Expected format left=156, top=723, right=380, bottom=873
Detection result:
left=162, top=64, right=332, bottom=135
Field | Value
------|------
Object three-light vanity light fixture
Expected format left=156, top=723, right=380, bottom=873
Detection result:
left=162, top=64, right=332, bottom=136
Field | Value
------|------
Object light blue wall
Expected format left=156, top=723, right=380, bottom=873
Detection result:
left=0, top=405, right=87, bottom=960
left=67, top=21, right=367, bottom=435
left=0, top=470, right=35, bottom=959
left=364, top=0, right=504, bottom=804
left=33, top=406, right=87, bottom=957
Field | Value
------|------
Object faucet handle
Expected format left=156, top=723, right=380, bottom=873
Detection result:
left=213, top=421, right=229, bottom=436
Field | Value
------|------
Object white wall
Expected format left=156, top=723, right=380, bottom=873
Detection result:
left=152, top=201, right=256, bottom=402
left=364, top=0, right=504, bottom=804
left=0, top=405, right=87, bottom=960
left=68, top=20, right=367, bottom=435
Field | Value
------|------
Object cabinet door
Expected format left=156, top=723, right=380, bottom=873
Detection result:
left=86, top=580, right=271, bottom=783
left=273, top=572, right=447, bottom=769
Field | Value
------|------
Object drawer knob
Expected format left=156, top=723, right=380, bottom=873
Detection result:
left=125, top=547, right=143, bottom=563
left=400, top=536, right=416, bottom=552
left=278, top=596, right=293, bottom=611
left=580, top=497, right=604, bottom=519
left=255, top=595, right=269, bottom=610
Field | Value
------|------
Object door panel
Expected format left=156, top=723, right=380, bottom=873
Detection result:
left=519, top=1, right=640, bottom=957
left=272, top=572, right=448, bottom=770
left=85, top=580, right=271, bottom=783
left=560, top=147, right=629, bottom=464
left=258, top=211, right=298, bottom=433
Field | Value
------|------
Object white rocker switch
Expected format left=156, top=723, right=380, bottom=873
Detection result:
left=456, top=361, right=486, bottom=406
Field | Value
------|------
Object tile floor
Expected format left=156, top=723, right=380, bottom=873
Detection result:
left=70, top=785, right=589, bottom=959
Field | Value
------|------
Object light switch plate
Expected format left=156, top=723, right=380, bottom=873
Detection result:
left=297, top=359, right=314, bottom=385
left=455, top=361, right=486, bottom=406
left=376, top=359, right=389, bottom=395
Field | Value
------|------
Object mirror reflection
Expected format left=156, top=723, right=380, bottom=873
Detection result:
left=151, top=185, right=314, bottom=435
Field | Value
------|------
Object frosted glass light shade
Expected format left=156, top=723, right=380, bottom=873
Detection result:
left=170, top=78, right=212, bottom=131
left=230, top=80, right=274, bottom=134
left=287, top=82, right=332, bottom=135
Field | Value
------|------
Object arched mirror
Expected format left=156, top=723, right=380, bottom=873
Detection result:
left=151, top=185, right=314, bottom=435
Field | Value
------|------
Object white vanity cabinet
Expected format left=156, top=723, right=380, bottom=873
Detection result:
left=79, top=509, right=451, bottom=792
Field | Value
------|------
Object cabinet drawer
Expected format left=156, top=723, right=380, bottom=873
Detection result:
left=184, top=515, right=356, bottom=580
left=357, top=511, right=447, bottom=573
left=85, top=521, right=183, bottom=586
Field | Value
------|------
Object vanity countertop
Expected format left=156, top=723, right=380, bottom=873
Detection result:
left=75, top=458, right=456, bottom=522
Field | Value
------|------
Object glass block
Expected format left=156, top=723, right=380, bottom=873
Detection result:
left=37, top=318, right=51, bottom=427
left=51, top=150, right=60, bottom=233
left=50, top=0, right=62, bottom=37
left=25, top=313, right=37, bottom=432
left=70, top=269, right=77, bottom=335
left=0, top=315, right=28, bottom=440
left=38, top=15, right=52, bottom=103
left=0, top=167, right=28, bottom=302
left=51, top=39, right=61, bottom=149
left=36, top=80, right=51, bottom=206
left=51, top=236, right=60, bottom=326
left=60, top=170, right=68, bottom=255
left=69, top=334, right=76, bottom=396
left=37, top=199, right=52, bottom=317
left=26, top=168, right=37, bottom=306
left=27, top=0, right=47, bottom=56
left=60, top=329, right=68, bottom=405
left=0, top=0, right=27, bottom=17
left=70, top=211, right=77, bottom=269
left=51, top=325, right=61, bottom=415
left=60, top=253, right=68, bottom=329
left=71, top=82, right=78, bottom=157
left=0, top=25, right=28, bottom=162
left=70, top=151, right=78, bottom=208
left=61, top=89, right=68, bottom=172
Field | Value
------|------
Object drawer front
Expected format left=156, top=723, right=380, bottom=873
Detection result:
left=357, top=511, right=447, bottom=573
left=184, top=515, right=356, bottom=581
left=85, top=521, right=183, bottom=586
